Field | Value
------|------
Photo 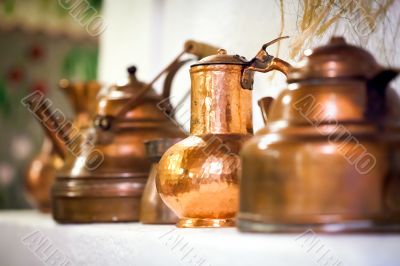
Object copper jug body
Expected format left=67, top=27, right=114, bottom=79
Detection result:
left=157, top=38, right=290, bottom=228
left=24, top=80, right=99, bottom=212
left=238, top=37, right=400, bottom=233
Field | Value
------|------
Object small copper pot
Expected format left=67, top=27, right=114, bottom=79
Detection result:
left=140, top=138, right=182, bottom=224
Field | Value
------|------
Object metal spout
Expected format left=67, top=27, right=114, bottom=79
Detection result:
left=258, top=97, right=274, bottom=125
left=22, top=91, right=69, bottom=159
left=241, top=36, right=291, bottom=90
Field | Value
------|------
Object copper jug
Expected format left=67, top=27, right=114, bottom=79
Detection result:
left=24, top=80, right=100, bottom=212
left=157, top=37, right=290, bottom=228
left=238, top=37, right=400, bottom=233
left=140, top=138, right=182, bottom=224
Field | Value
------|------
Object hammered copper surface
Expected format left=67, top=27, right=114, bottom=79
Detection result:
left=157, top=39, right=289, bottom=228
left=239, top=37, right=400, bottom=233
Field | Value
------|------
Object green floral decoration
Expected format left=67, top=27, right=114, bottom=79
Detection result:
left=62, top=47, right=99, bottom=81
left=0, top=78, right=11, bottom=118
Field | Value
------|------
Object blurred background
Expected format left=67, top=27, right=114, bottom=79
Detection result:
left=0, top=0, right=399, bottom=209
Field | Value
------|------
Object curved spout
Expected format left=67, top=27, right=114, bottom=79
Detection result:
left=241, top=36, right=292, bottom=90
left=22, top=91, right=69, bottom=159
left=258, top=97, right=274, bottom=125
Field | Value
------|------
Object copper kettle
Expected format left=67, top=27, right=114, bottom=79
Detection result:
left=157, top=37, right=290, bottom=228
left=25, top=41, right=218, bottom=223
left=239, top=37, right=400, bottom=233
left=24, top=80, right=101, bottom=212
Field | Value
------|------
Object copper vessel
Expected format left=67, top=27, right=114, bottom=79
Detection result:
left=140, top=138, right=182, bottom=224
left=25, top=138, right=63, bottom=212
left=238, top=37, right=400, bottom=233
left=26, top=41, right=218, bottom=223
left=24, top=80, right=100, bottom=212
left=157, top=37, right=290, bottom=228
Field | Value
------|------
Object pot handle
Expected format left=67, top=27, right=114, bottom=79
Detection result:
left=241, top=36, right=291, bottom=90
left=365, top=68, right=400, bottom=120
left=110, top=41, right=219, bottom=127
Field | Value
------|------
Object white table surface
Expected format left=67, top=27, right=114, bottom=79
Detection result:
left=0, top=210, right=399, bottom=266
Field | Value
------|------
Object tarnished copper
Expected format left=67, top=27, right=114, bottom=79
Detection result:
left=27, top=40, right=218, bottom=223
left=24, top=80, right=99, bottom=212
left=239, top=37, right=400, bottom=233
left=157, top=38, right=289, bottom=228
left=140, top=138, right=182, bottom=224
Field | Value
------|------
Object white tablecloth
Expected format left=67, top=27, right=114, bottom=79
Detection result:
left=0, top=210, right=399, bottom=266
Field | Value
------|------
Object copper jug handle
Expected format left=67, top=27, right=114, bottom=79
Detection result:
left=365, top=68, right=400, bottom=120
left=161, top=40, right=220, bottom=105
left=241, top=36, right=291, bottom=90
left=112, top=41, right=219, bottom=124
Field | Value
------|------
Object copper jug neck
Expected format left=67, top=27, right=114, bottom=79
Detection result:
left=189, top=65, right=253, bottom=135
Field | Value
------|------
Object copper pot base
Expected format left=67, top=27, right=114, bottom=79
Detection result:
left=52, top=196, right=140, bottom=223
left=238, top=219, right=400, bottom=233
left=177, top=218, right=235, bottom=228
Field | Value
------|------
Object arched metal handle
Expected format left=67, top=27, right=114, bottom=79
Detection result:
left=107, top=41, right=219, bottom=130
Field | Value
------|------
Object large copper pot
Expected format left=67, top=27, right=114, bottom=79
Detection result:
left=157, top=37, right=290, bottom=228
left=24, top=80, right=100, bottom=212
left=238, top=37, right=400, bottom=233
left=25, top=40, right=218, bottom=223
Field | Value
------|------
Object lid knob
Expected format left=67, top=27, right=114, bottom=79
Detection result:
left=217, top=49, right=227, bottom=55
left=329, top=36, right=346, bottom=45
left=127, top=66, right=137, bottom=75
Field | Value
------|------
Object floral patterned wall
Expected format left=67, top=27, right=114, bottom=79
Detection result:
left=0, top=0, right=101, bottom=209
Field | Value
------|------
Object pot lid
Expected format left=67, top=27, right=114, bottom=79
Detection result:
left=96, top=66, right=159, bottom=119
left=108, top=66, right=157, bottom=99
left=288, top=37, right=381, bottom=82
left=191, top=49, right=248, bottom=66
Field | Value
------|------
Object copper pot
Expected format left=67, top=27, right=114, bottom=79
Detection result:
left=140, top=138, right=182, bottom=224
left=238, top=37, right=400, bottom=233
left=24, top=80, right=100, bottom=212
left=157, top=37, right=290, bottom=228
left=25, top=40, right=218, bottom=223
